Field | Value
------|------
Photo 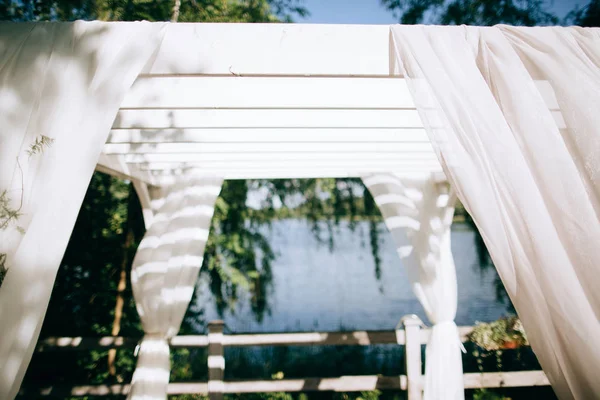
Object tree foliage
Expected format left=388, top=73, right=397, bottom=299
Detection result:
left=187, top=178, right=385, bottom=326
left=381, top=0, right=557, bottom=25
left=0, top=0, right=308, bottom=22
left=13, top=0, right=594, bottom=393
left=567, top=0, right=600, bottom=26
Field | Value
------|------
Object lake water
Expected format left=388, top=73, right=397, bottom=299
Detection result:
left=193, top=219, right=508, bottom=333
left=177, top=219, right=536, bottom=382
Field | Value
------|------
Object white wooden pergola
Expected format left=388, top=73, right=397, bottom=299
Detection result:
left=3, top=21, right=583, bottom=400
left=90, top=24, right=450, bottom=399
left=95, top=23, right=445, bottom=195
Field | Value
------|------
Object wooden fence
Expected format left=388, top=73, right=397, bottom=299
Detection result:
left=27, top=315, right=550, bottom=400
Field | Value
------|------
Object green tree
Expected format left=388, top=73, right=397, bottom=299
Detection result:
left=0, top=0, right=307, bottom=22
left=379, top=0, right=584, bottom=311
left=4, top=0, right=314, bottom=392
left=567, top=0, right=600, bottom=26
left=188, top=178, right=385, bottom=326
left=381, top=0, right=557, bottom=25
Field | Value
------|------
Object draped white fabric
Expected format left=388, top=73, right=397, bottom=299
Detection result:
left=391, top=25, right=600, bottom=400
left=362, top=174, right=462, bottom=400
left=128, top=174, right=223, bottom=400
left=0, top=22, right=165, bottom=399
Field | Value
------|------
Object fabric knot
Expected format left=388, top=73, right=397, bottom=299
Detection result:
left=432, top=320, right=466, bottom=353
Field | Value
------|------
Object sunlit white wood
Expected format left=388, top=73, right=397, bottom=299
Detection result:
left=104, top=142, right=434, bottom=155
left=112, top=109, right=422, bottom=129
left=138, top=160, right=441, bottom=171
left=145, top=24, right=390, bottom=76
left=126, top=152, right=438, bottom=162
left=463, top=371, right=550, bottom=389
left=132, top=180, right=154, bottom=228
left=402, top=315, right=423, bottom=400
left=123, top=151, right=438, bottom=163
left=96, top=154, right=156, bottom=185
left=150, top=168, right=443, bottom=183
left=121, top=77, right=412, bottom=109
left=106, top=128, right=429, bottom=144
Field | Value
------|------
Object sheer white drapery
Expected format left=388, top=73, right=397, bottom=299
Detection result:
left=362, top=174, right=462, bottom=400
left=391, top=25, right=600, bottom=400
left=0, top=22, right=165, bottom=399
left=128, top=174, right=223, bottom=400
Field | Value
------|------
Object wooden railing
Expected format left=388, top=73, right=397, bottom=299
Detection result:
left=27, top=315, right=550, bottom=400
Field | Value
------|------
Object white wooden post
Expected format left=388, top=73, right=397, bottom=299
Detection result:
left=208, top=321, right=225, bottom=400
left=402, top=314, right=423, bottom=400
left=131, top=179, right=154, bottom=228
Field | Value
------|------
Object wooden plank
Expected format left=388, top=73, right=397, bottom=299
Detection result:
left=35, top=325, right=474, bottom=353
left=106, top=128, right=430, bottom=144
left=168, top=382, right=209, bottom=395
left=25, top=384, right=131, bottom=397
left=111, top=109, right=423, bottom=129
left=208, top=321, right=225, bottom=400
left=463, top=371, right=550, bottom=389
left=402, top=316, right=423, bottom=400
left=110, top=109, right=564, bottom=131
left=103, top=142, right=434, bottom=155
left=36, top=331, right=404, bottom=352
left=224, top=331, right=403, bottom=347
left=145, top=24, right=391, bottom=76
left=419, top=326, right=474, bottom=343
left=170, top=335, right=209, bottom=347
left=24, top=376, right=406, bottom=397
left=225, top=376, right=408, bottom=393
left=122, top=77, right=412, bottom=109
left=97, top=150, right=441, bottom=183
left=98, top=158, right=442, bottom=182
left=150, top=168, right=444, bottom=183
left=132, top=179, right=154, bottom=227
left=23, top=371, right=549, bottom=397
left=138, top=161, right=442, bottom=174
left=36, top=336, right=138, bottom=352
left=96, top=154, right=156, bottom=186
left=127, top=152, right=438, bottom=163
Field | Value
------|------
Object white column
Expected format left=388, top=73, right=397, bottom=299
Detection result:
left=402, top=315, right=423, bottom=400
left=362, top=173, right=464, bottom=400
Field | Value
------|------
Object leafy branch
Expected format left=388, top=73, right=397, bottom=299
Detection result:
left=0, top=190, right=21, bottom=230
left=0, top=135, right=54, bottom=287
left=26, top=135, right=54, bottom=157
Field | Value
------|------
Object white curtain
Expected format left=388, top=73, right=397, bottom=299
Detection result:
left=128, top=174, right=223, bottom=400
left=0, top=22, right=165, bottom=399
left=362, top=174, right=462, bottom=400
left=391, top=25, right=600, bottom=400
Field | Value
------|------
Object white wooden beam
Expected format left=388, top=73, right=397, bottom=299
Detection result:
left=95, top=154, right=155, bottom=186
left=121, top=76, right=412, bottom=109
left=106, top=128, right=430, bottom=144
left=463, top=371, right=550, bottom=389
left=148, top=168, right=445, bottom=183
left=112, top=109, right=422, bottom=129
left=137, top=160, right=441, bottom=170
left=123, top=152, right=437, bottom=162
left=26, top=371, right=551, bottom=397
left=144, top=24, right=391, bottom=76
left=104, top=142, right=434, bottom=155
left=131, top=179, right=154, bottom=228
left=122, top=152, right=438, bottom=164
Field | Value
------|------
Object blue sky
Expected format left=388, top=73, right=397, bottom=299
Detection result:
left=298, top=0, right=582, bottom=24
